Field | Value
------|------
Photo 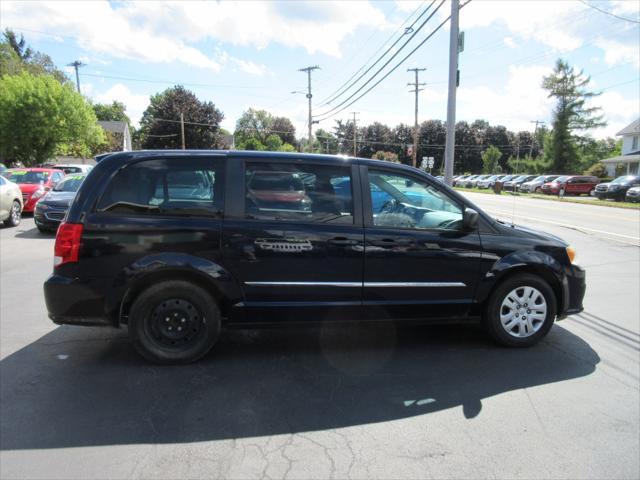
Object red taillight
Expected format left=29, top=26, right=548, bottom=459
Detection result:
left=54, top=222, right=83, bottom=267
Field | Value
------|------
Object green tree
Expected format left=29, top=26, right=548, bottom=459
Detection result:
left=314, top=129, right=339, bottom=154
left=235, top=109, right=297, bottom=147
left=92, top=101, right=131, bottom=125
left=542, top=59, right=606, bottom=173
left=1, top=30, right=69, bottom=84
left=138, top=85, right=223, bottom=149
left=481, top=145, right=502, bottom=173
left=0, top=72, right=104, bottom=165
left=372, top=151, right=399, bottom=163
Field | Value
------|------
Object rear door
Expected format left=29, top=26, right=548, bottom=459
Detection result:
left=361, top=165, right=483, bottom=320
left=221, top=157, right=364, bottom=323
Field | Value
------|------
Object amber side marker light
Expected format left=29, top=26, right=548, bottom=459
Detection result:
left=566, top=246, right=576, bottom=264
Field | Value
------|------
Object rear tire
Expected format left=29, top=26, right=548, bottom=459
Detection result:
left=483, top=273, right=557, bottom=347
left=128, top=280, right=221, bottom=364
left=535, top=187, right=542, bottom=193
left=4, top=200, right=21, bottom=227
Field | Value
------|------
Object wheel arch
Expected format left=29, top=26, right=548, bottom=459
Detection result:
left=115, top=256, right=243, bottom=325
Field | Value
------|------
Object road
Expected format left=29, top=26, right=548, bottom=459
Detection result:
left=1, top=208, right=638, bottom=479
left=462, top=191, right=640, bottom=246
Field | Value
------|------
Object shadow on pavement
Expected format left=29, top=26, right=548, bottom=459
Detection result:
left=14, top=226, right=54, bottom=239
left=0, top=322, right=598, bottom=450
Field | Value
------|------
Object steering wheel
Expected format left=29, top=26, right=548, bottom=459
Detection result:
left=380, top=198, right=398, bottom=213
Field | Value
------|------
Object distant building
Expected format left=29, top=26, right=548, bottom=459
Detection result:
left=601, top=118, right=639, bottom=176
left=98, top=121, right=132, bottom=152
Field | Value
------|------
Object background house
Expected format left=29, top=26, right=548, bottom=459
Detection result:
left=98, top=121, right=132, bottom=152
left=601, top=118, right=639, bottom=176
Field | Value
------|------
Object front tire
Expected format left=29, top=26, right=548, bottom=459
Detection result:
left=128, top=280, right=221, bottom=364
left=4, top=200, right=21, bottom=227
left=483, top=273, right=557, bottom=347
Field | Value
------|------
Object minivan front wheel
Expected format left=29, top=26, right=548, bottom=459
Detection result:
left=484, top=273, right=556, bottom=347
left=128, top=280, right=221, bottom=364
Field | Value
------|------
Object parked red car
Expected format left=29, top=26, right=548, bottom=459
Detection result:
left=4, top=168, right=66, bottom=212
left=540, top=175, right=599, bottom=196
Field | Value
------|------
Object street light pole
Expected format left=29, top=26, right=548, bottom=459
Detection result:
left=298, top=66, right=320, bottom=152
left=407, top=68, right=426, bottom=168
left=443, top=0, right=460, bottom=186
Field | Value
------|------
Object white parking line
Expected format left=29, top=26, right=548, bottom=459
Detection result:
left=485, top=208, right=640, bottom=245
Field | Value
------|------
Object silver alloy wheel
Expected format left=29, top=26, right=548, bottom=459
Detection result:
left=499, top=286, right=547, bottom=338
left=10, top=201, right=21, bottom=225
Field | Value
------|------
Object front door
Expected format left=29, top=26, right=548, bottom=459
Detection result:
left=362, top=166, right=483, bottom=320
left=222, top=158, right=364, bottom=323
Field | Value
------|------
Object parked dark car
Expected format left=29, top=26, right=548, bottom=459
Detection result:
left=34, top=173, right=87, bottom=232
left=594, top=175, right=640, bottom=201
left=43, top=151, right=585, bottom=364
left=503, top=175, right=536, bottom=192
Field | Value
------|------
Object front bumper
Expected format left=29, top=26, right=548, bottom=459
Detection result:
left=558, top=264, right=586, bottom=319
left=595, top=189, right=623, bottom=200
left=34, top=206, right=67, bottom=230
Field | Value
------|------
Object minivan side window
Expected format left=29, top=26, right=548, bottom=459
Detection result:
left=97, top=158, right=224, bottom=217
left=368, top=169, right=463, bottom=231
left=245, top=162, right=353, bottom=224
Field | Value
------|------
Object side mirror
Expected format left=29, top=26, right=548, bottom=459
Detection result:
left=463, top=208, right=479, bottom=230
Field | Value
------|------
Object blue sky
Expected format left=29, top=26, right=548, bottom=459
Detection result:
left=1, top=0, right=638, bottom=139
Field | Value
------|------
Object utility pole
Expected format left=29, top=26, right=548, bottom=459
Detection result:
left=407, top=68, right=426, bottom=168
left=350, top=112, right=359, bottom=157
left=529, top=120, right=545, bottom=157
left=443, top=0, right=460, bottom=186
left=180, top=113, right=186, bottom=150
left=298, top=65, right=320, bottom=152
left=67, top=60, right=85, bottom=93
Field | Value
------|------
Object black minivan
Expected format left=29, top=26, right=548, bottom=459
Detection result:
left=44, top=151, right=585, bottom=363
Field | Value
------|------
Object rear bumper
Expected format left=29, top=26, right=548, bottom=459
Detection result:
left=558, top=264, right=586, bottom=320
left=44, top=274, right=117, bottom=327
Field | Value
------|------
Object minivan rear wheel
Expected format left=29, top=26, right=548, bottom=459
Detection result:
left=128, top=280, right=221, bottom=364
left=483, top=273, right=556, bottom=347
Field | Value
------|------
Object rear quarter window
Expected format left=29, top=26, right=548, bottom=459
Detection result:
left=96, top=157, right=224, bottom=217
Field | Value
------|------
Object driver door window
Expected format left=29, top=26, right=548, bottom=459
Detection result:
left=368, top=169, right=462, bottom=230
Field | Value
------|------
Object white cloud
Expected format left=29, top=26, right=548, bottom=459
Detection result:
left=595, top=37, right=640, bottom=68
left=503, top=37, right=517, bottom=49
left=93, top=84, right=149, bottom=128
left=590, top=90, right=640, bottom=138
left=611, top=0, right=640, bottom=17
left=443, top=0, right=586, bottom=52
left=2, top=0, right=387, bottom=72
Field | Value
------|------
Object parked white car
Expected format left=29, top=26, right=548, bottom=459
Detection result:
left=52, top=164, right=94, bottom=175
left=521, top=175, right=560, bottom=193
left=0, top=175, right=23, bottom=227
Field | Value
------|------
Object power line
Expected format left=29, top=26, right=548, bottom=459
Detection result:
left=578, top=0, right=640, bottom=24
left=320, top=1, right=436, bottom=106
left=313, top=0, right=446, bottom=121
left=314, top=0, right=464, bottom=123
left=81, top=72, right=271, bottom=90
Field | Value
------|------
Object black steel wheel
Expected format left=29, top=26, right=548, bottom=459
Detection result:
left=128, top=280, right=221, bottom=364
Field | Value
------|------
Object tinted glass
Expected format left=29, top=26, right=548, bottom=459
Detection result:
left=5, top=170, right=49, bottom=184
left=245, top=162, right=353, bottom=224
left=53, top=175, right=85, bottom=192
left=369, top=169, right=463, bottom=231
left=97, top=157, right=223, bottom=217
left=612, top=176, right=638, bottom=184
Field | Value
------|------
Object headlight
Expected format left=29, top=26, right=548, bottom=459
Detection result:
left=608, top=184, right=620, bottom=190
left=31, top=187, right=46, bottom=199
left=566, top=246, right=576, bottom=264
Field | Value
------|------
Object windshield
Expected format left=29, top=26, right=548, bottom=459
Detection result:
left=612, top=175, right=637, bottom=184
left=5, top=170, right=49, bottom=184
left=554, top=176, right=570, bottom=183
left=53, top=175, right=85, bottom=192
left=532, top=176, right=545, bottom=182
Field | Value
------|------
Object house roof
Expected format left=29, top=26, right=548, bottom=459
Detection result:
left=601, top=154, right=640, bottom=164
left=616, top=118, right=640, bottom=136
left=98, top=121, right=128, bottom=134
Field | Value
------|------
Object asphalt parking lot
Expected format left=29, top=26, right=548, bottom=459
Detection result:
left=1, top=199, right=639, bottom=479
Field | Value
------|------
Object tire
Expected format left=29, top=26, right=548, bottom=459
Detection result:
left=128, top=280, right=221, bottom=364
left=535, top=187, right=542, bottom=193
left=483, top=273, right=557, bottom=347
left=3, top=200, right=21, bottom=227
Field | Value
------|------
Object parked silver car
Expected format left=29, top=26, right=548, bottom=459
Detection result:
left=0, top=175, right=23, bottom=227
left=477, top=174, right=502, bottom=189
left=521, top=175, right=560, bottom=193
